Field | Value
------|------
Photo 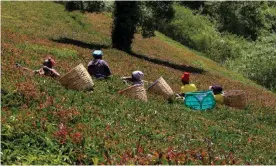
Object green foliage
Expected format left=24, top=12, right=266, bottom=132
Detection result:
left=138, top=1, right=174, bottom=38
left=264, top=4, right=276, bottom=33
left=2, top=1, right=276, bottom=165
left=111, top=1, right=174, bottom=51
left=65, top=1, right=106, bottom=13
left=178, top=1, right=205, bottom=10
left=63, top=1, right=174, bottom=51
left=160, top=5, right=245, bottom=63
left=226, top=34, right=276, bottom=91
left=65, top=1, right=80, bottom=12
left=161, top=4, right=276, bottom=90
left=203, top=1, right=270, bottom=40
left=84, top=1, right=105, bottom=13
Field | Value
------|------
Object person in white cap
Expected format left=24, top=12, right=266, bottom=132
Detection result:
left=87, top=50, right=111, bottom=79
left=121, top=70, right=145, bottom=85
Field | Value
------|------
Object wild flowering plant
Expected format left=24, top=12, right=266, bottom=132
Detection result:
left=53, top=123, right=72, bottom=144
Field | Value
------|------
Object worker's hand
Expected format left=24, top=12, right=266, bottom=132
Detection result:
left=53, top=70, right=61, bottom=77
left=38, top=68, right=45, bottom=75
left=175, top=94, right=184, bottom=100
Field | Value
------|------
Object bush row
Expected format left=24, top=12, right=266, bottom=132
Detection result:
left=226, top=35, right=276, bottom=91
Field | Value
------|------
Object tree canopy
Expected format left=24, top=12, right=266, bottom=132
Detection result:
left=64, top=1, right=174, bottom=51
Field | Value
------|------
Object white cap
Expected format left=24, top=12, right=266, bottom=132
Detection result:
left=132, top=71, right=144, bottom=80
left=92, top=50, right=103, bottom=56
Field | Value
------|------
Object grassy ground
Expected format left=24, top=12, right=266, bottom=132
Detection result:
left=1, top=2, right=276, bottom=165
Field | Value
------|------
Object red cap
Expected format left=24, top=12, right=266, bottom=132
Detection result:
left=181, top=72, right=190, bottom=82
left=47, top=57, right=55, bottom=67
left=44, top=57, right=55, bottom=67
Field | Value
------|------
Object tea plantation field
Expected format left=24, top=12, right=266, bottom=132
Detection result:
left=1, top=2, right=276, bottom=164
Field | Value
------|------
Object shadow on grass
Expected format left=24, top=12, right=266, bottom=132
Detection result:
left=51, top=37, right=110, bottom=50
left=52, top=38, right=205, bottom=74
left=127, top=50, right=205, bottom=74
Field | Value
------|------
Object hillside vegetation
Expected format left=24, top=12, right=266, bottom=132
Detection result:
left=1, top=2, right=276, bottom=165
left=161, top=4, right=276, bottom=91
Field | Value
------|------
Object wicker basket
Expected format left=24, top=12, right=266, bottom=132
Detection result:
left=59, top=64, right=94, bottom=91
left=147, top=76, right=174, bottom=99
left=118, top=84, right=148, bottom=102
left=224, top=90, right=246, bottom=109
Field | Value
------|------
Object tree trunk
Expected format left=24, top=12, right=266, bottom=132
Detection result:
left=112, top=1, right=139, bottom=52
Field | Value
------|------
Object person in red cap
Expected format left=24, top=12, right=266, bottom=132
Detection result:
left=34, top=57, right=60, bottom=77
left=178, top=72, right=197, bottom=97
left=17, top=56, right=60, bottom=78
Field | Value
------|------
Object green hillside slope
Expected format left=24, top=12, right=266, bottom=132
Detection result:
left=1, top=2, right=276, bottom=165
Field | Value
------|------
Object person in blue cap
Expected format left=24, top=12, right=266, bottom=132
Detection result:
left=87, top=50, right=111, bottom=79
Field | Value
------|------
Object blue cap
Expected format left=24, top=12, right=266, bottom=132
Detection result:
left=92, top=50, right=103, bottom=56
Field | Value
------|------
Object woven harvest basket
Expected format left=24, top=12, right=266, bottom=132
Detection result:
left=59, top=64, right=94, bottom=91
left=224, top=90, right=246, bottom=109
left=119, top=84, right=148, bottom=102
left=147, top=76, right=174, bottom=99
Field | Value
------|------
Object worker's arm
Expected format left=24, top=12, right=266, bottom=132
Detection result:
left=34, top=68, right=45, bottom=75
left=16, top=63, right=34, bottom=73
left=51, top=69, right=61, bottom=77
left=121, top=76, right=132, bottom=81
left=142, top=80, right=153, bottom=86
left=43, top=66, right=60, bottom=77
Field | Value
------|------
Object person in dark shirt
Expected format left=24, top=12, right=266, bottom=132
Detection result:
left=87, top=50, right=111, bottom=79
left=209, top=85, right=224, bottom=104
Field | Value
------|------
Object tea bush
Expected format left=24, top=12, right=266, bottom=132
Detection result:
left=161, top=4, right=276, bottom=91
left=226, top=34, right=276, bottom=91
left=160, top=5, right=246, bottom=64
left=2, top=2, right=276, bottom=165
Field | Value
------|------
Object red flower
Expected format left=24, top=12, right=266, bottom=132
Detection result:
left=70, top=132, right=83, bottom=144
left=53, top=123, right=70, bottom=144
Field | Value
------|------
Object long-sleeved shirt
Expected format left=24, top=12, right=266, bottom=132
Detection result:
left=180, top=84, right=197, bottom=94
left=87, top=59, right=111, bottom=79
left=214, top=94, right=224, bottom=104
left=121, top=76, right=143, bottom=85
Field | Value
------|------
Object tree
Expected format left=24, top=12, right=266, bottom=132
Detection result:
left=178, top=1, right=205, bottom=10
left=64, top=1, right=174, bottom=51
left=139, top=1, right=174, bottom=38
left=111, top=1, right=140, bottom=51
left=65, top=1, right=106, bottom=13
left=65, top=1, right=80, bottom=12
left=111, top=1, right=174, bottom=51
